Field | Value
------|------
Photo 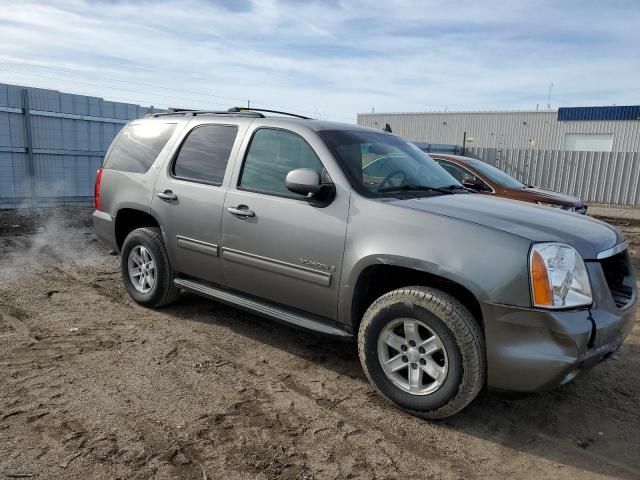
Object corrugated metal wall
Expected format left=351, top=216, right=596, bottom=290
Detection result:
left=358, top=111, right=640, bottom=152
left=467, top=147, right=640, bottom=206
left=0, top=82, right=152, bottom=208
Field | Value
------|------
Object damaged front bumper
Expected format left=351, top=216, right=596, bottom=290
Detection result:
left=482, top=259, right=637, bottom=392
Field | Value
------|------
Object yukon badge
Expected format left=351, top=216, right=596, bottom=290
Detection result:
left=300, top=258, right=336, bottom=272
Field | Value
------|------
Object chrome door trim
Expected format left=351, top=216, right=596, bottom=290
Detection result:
left=221, top=247, right=332, bottom=287
left=176, top=235, right=219, bottom=257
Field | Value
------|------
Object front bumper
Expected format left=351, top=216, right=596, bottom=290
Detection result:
left=482, top=261, right=636, bottom=392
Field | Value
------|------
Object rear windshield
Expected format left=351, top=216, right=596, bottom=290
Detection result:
left=103, top=122, right=176, bottom=173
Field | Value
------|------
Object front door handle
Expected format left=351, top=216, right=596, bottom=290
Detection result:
left=227, top=205, right=255, bottom=217
left=156, top=190, right=178, bottom=201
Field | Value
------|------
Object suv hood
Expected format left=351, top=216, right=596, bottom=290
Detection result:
left=386, top=194, right=621, bottom=259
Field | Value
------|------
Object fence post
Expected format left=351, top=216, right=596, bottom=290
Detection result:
left=21, top=88, right=37, bottom=208
left=461, top=131, right=467, bottom=156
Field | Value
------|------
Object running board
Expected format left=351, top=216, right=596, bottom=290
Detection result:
left=174, top=278, right=352, bottom=338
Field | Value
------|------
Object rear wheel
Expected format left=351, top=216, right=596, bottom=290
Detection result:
left=120, top=227, right=180, bottom=308
left=358, top=286, right=485, bottom=419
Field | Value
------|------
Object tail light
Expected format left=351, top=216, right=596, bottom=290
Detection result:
left=94, top=167, right=103, bottom=210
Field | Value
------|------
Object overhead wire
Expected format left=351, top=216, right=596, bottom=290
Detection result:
left=0, top=59, right=354, bottom=122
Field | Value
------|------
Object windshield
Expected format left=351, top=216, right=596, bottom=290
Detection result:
left=462, top=157, right=525, bottom=189
left=319, top=130, right=462, bottom=197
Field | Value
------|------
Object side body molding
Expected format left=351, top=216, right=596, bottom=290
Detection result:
left=222, top=248, right=332, bottom=287
left=177, top=235, right=219, bottom=257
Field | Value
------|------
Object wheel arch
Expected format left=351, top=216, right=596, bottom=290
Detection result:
left=346, top=259, right=486, bottom=335
left=114, top=208, right=162, bottom=250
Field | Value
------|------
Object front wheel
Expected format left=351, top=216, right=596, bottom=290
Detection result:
left=358, top=286, right=485, bottom=419
left=120, top=227, right=180, bottom=308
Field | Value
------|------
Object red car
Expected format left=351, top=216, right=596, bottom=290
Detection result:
left=431, top=154, right=587, bottom=214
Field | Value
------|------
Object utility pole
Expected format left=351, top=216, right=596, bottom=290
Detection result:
left=547, top=83, right=554, bottom=109
left=247, top=100, right=250, bottom=108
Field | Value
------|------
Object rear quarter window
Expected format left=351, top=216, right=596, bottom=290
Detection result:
left=103, top=122, right=176, bottom=173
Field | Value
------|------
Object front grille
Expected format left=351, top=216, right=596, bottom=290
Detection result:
left=600, top=251, right=634, bottom=308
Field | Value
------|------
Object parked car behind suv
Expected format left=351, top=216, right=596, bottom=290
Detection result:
left=93, top=108, right=636, bottom=418
left=430, top=154, right=587, bottom=214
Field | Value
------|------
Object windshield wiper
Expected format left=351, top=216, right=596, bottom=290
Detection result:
left=442, top=184, right=470, bottom=192
left=378, top=184, right=455, bottom=195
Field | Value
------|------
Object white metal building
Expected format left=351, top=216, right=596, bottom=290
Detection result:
left=357, top=107, right=640, bottom=152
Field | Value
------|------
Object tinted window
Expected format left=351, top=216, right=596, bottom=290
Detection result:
left=463, top=158, right=525, bottom=189
left=436, top=160, right=476, bottom=183
left=240, top=128, right=323, bottom=197
left=104, top=122, right=176, bottom=173
left=172, top=125, right=238, bottom=184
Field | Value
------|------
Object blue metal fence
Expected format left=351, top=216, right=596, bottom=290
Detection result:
left=0, top=82, right=152, bottom=208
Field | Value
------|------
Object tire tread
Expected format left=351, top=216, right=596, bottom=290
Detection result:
left=122, top=227, right=180, bottom=308
left=357, top=286, right=486, bottom=419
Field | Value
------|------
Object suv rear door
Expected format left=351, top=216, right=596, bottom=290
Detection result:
left=220, top=125, right=350, bottom=320
left=151, top=120, right=248, bottom=285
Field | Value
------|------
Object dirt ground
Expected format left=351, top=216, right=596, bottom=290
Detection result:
left=0, top=206, right=639, bottom=480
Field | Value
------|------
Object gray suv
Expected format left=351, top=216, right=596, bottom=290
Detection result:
left=93, top=108, right=637, bottom=418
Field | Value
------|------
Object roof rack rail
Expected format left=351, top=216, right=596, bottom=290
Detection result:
left=227, top=106, right=311, bottom=119
left=146, top=106, right=310, bottom=119
left=147, top=109, right=265, bottom=118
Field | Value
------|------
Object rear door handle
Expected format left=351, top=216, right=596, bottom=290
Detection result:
left=227, top=205, right=255, bottom=217
left=156, top=190, right=178, bottom=201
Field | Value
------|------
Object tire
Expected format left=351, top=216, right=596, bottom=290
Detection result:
left=120, top=227, right=180, bottom=308
left=358, top=286, right=485, bottom=419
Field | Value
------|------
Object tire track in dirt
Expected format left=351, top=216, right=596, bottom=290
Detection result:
left=28, top=266, right=470, bottom=478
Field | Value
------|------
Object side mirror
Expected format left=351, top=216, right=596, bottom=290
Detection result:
left=285, top=168, right=322, bottom=196
left=286, top=168, right=336, bottom=207
left=463, top=178, right=488, bottom=191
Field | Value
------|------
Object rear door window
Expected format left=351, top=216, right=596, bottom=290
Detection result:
left=172, top=124, right=238, bottom=185
left=103, top=122, right=176, bottom=173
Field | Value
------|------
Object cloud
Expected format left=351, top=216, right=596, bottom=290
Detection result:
left=0, top=0, right=638, bottom=121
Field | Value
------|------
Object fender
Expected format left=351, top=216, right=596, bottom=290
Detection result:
left=338, top=253, right=494, bottom=327
left=337, top=195, right=534, bottom=327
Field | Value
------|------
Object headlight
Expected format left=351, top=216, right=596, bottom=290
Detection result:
left=529, top=243, right=592, bottom=308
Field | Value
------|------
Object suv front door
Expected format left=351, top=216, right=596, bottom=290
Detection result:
left=152, top=121, right=245, bottom=285
left=220, top=127, right=349, bottom=320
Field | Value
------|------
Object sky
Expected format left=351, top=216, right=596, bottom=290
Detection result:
left=0, top=0, right=638, bottom=122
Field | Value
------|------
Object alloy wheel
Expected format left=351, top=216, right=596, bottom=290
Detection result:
left=377, top=318, right=449, bottom=395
